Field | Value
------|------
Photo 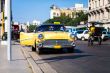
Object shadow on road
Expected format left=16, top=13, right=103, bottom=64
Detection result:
left=40, top=49, right=84, bottom=55
left=36, top=54, right=92, bottom=64
left=74, top=49, right=84, bottom=53
left=11, top=58, right=27, bottom=61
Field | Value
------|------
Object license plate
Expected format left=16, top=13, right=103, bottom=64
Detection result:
left=54, top=45, right=61, bottom=49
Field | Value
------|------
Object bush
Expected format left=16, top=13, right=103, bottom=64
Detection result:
left=44, top=11, right=88, bottom=26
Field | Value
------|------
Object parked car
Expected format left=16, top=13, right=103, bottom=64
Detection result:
left=76, top=30, right=89, bottom=40
left=76, top=29, right=110, bottom=41
left=20, top=24, right=76, bottom=54
left=66, top=26, right=78, bottom=40
left=102, top=31, right=110, bottom=41
left=66, top=26, right=77, bottom=36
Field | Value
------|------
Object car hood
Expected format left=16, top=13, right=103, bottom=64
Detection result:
left=38, top=31, right=70, bottom=40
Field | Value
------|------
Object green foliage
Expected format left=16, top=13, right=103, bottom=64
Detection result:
left=44, top=11, right=88, bottom=26
left=28, top=25, right=37, bottom=32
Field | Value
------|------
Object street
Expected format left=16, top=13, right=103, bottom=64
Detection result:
left=0, top=0, right=110, bottom=73
left=21, top=40, right=110, bottom=73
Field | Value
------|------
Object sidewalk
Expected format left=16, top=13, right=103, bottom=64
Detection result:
left=0, top=40, right=33, bottom=73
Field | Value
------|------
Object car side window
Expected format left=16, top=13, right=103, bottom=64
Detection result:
left=85, top=31, right=88, bottom=34
left=35, top=27, right=40, bottom=32
left=35, top=26, right=44, bottom=32
left=107, top=32, right=110, bottom=34
left=102, top=32, right=106, bottom=34
left=60, top=26, right=65, bottom=31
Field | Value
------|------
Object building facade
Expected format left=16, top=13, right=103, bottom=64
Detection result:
left=88, top=0, right=110, bottom=29
left=32, top=20, right=41, bottom=26
left=50, top=4, right=88, bottom=19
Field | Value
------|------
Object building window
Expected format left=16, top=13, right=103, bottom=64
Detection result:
left=95, top=1, right=97, bottom=8
left=53, top=12, right=56, bottom=16
left=102, top=0, right=105, bottom=6
left=108, top=0, right=110, bottom=4
left=57, top=13, right=59, bottom=16
left=99, top=0, right=100, bottom=7
left=89, top=7, right=91, bottom=10
left=109, top=11, right=110, bottom=19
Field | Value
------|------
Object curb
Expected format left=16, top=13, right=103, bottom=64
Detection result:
left=1, top=41, right=7, bottom=45
left=21, top=46, right=43, bottom=73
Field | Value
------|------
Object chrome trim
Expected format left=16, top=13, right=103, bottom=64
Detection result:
left=37, top=39, right=75, bottom=48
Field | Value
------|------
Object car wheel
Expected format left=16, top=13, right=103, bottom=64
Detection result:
left=75, top=36, right=78, bottom=40
left=32, top=42, right=36, bottom=51
left=81, top=37, right=85, bottom=41
left=36, top=47, right=42, bottom=54
left=32, top=46, right=36, bottom=51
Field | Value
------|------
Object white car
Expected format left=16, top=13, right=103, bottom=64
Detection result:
left=77, top=30, right=110, bottom=41
left=76, top=30, right=89, bottom=40
left=102, top=31, right=110, bottom=41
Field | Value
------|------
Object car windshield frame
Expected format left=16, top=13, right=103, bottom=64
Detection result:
left=36, top=25, right=66, bottom=32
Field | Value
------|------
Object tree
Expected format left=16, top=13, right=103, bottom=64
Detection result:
left=28, top=25, right=37, bottom=32
left=44, top=11, right=88, bottom=26
left=44, top=15, right=72, bottom=25
left=70, top=11, right=88, bottom=26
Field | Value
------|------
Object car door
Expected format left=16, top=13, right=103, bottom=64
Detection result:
left=20, top=32, right=34, bottom=46
left=84, top=30, right=89, bottom=39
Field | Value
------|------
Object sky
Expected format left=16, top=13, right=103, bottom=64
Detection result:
left=12, top=0, right=88, bottom=23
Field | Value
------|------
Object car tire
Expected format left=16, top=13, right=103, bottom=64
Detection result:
left=81, top=37, right=85, bottom=41
left=75, top=36, right=78, bottom=40
left=32, top=42, right=36, bottom=51
left=32, top=46, right=36, bottom=51
left=36, top=48, right=42, bottom=54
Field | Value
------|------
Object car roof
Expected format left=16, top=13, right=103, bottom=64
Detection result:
left=40, top=24, right=63, bottom=26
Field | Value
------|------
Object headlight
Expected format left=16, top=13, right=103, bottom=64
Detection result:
left=70, top=34, right=75, bottom=39
left=38, top=34, right=44, bottom=39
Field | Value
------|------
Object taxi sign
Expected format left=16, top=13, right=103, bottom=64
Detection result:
left=54, top=22, right=60, bottom=25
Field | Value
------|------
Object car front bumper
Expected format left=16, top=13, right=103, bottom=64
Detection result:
left=36, top=39, right=76, bottom=49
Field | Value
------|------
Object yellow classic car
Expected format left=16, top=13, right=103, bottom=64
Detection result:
left=20, top=24, right=76, bottom=54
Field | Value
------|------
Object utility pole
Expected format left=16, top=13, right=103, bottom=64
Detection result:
left=5, top=0, right=12, bottom=61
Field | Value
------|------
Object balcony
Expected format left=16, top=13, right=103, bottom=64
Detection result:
left=89, top=7, right=91, bottom=10
left=108, top=0, right=110, bottom=4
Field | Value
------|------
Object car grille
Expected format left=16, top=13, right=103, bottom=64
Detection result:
left=43, top=39, right=71, bottom=46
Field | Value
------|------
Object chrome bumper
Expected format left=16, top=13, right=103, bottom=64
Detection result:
left=37, top=39, right=75, bottom=48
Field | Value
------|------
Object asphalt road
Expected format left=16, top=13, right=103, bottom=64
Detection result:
left=23, top=40, right=110, bottom=73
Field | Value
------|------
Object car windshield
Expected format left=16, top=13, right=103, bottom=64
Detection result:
left=77, top=31, right=84, bottom=34
left=66, top=28, right=72, bottom=32
left=107, top=32, right=110, bottom=34
left=36, top=25, right=66, bottom=32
